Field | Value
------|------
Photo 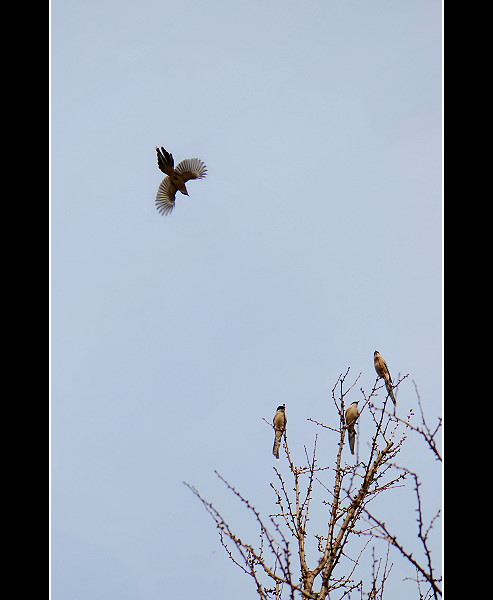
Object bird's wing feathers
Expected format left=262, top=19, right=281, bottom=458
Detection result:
left=375, top=354, right=390, bottom=381
left=273, top=411, right=286, bottom=431
left=174, top=158, right=207, bottom=182
left=155, top=177, right=178, bottom=215
left=346, top=412, right=357, bottom=428
left=378, top=356, right=392, bottom=383
left=345, top=404, right=359, bottom=427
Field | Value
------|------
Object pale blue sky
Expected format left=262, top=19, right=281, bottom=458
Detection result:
left=51, top=1, right=442, bottom=598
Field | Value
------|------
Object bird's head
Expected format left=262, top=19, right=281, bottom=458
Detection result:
left=277, top=405, right=285, bottom=412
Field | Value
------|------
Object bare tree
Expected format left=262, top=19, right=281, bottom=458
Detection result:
left=185, top=368, right=442, bottom=599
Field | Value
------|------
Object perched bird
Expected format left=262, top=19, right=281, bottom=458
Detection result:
left=345, top=401, right=359, bottom=455
left=373, top=350, right=396, bottom=405
left=154, top=146, right=207, bottom=215
left=272, top=405, right=287, bottom=459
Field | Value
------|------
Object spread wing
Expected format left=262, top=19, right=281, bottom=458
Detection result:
left=174, top=158, right=207, bottom=183
left=155, top=176, right=178, bottom=215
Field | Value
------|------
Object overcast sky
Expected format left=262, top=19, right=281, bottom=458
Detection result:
left=51, top=1, right=442, bottom=598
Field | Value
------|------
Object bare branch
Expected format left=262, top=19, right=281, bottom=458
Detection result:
left=363, top=508, right=442, bottom=598
left=186, top=368, right=441, bottom=600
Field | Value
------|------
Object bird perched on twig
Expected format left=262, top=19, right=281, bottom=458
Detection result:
left=154, top=146, right=207, bottom=215
left=373, top=350, right=396, bottom=405
left=272, top=405, right=287, bottom=459
left=345, top=401, right=359, bottom=455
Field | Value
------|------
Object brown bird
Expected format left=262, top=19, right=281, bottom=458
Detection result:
left=345, top=401, right=359, bottom=454
left=272, top=404, right=287, bottom=459
left=373, top=350, right=396, bottom=405
left=155, top=146, right=207, bottom=215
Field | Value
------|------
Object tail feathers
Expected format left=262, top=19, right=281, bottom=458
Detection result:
left=273, top=430, right=283, bottom=459
left=385, top=380, right=396, bottom=405
left=348, top=428, right=356, bottom=454
left=156, top=147, right=175, bottom=174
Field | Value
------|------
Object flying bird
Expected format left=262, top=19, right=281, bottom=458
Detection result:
left=272, top=404, right=287, bottom=459
left=373, top=350, right=396, bottom=405
left=345, top=401, right=359, bottom=455
left=154, top=146, right=207, bottom=215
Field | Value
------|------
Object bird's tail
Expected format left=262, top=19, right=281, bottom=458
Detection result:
left=273, top=430, right=283, bottom=459
left=156, top=147, right=175, bottom=173
left=385, top=381, right=396, bottom=405
left=348, top=429, right=356, bottom=454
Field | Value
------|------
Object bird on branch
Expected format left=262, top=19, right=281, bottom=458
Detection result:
left=374, top=350, right=396, bottom=405
left=345, top=401, right=359, bottom=454
left=272, top=405, right=287, bottom=459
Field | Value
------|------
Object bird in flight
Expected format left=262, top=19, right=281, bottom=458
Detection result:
left=345, top=401, right=359, bottom=455
left=154, top=146, right=207, bottom=215
left=272, top=404, right=287, bottom=460
left=373, top=350, right=396, bottom=405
